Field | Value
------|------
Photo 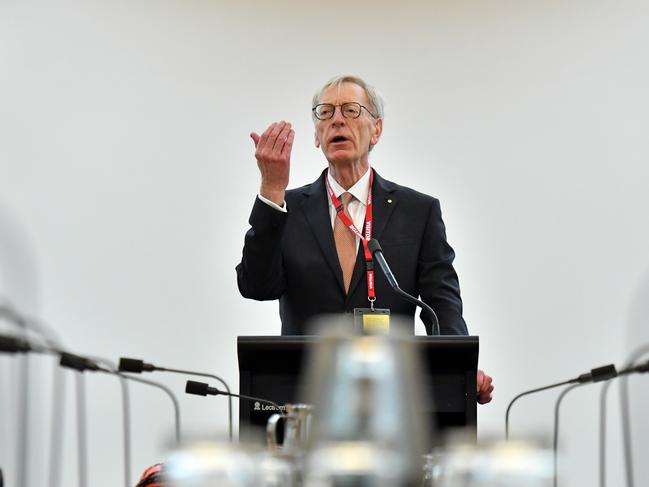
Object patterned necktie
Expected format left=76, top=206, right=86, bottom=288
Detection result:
left=333, top=192, right=356, bottom=294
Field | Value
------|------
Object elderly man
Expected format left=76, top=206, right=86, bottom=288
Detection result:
left=236, top=75, right=493, bottom=403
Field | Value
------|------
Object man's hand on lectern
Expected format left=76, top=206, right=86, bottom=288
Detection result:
left=477, top=369, right=494, bottom=404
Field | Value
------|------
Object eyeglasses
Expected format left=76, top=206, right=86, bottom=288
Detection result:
left=312, top=102, right=377, bottom=120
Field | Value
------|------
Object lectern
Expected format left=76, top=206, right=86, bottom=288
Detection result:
left=237, top=335, right=478, bottom=442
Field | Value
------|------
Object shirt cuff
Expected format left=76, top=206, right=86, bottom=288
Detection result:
left=257, top=194, right=287, bottom=212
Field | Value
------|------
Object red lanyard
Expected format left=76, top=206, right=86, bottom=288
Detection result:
left=325, top=168, right=376, bottom=305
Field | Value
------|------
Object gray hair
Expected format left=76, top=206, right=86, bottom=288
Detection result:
left=311, top=75, right=385, bottom=122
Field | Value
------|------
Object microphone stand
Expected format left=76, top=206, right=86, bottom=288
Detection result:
left=551, top=364, right=617, bottom=487
left=0, top=304, right=31, bottom=487
left=367, top=239, right=440, bottom=335
left=74, top=372, right=88, bottom=487
left=90, top=357, right=132, bottom=487
left=552, top=383, right=584, bottom=487
left=599, top=379, right=614, bottom=487
left=598, top=361, right=645, bottom=487
left=505, top=364, right=616, bottom=441
left=618, top=344, right=649, bottom=487
left=156, top=367, right=232, bottom=442
left=505, top=379, right=574, bottom=440
left=118, top=358, right=233, bottom=441
left=0, top=302, right=67, bottom=487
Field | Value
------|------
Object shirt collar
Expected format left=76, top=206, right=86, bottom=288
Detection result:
left=327, top=167, right=371, bottom=205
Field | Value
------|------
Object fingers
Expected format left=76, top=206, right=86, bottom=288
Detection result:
left=281, top=129, right=295, bottom=159
left=476, top=369, right=485, bottom=390
left=250, top=132, right=260, bottom=147
left=255, top=122, right=276, bottom=153
left=267, top=122, right=285, bottom=150
left=478, top=389, right=493, bottom=404
left=269, top=121, right=292, bottom=153
left=253, top=121, right=293, bottom=157
left=476, top=369, right=494, bottom=405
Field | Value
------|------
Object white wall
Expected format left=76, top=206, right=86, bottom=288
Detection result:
left=1, top=1, right=648, bottom=486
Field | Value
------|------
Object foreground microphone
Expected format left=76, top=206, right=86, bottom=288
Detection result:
left=118, top=357, right=234, bottom=441
left=0, top=303, right=67, bottom=487
left=599, top=357, right=649, bottom=487
left=0, top=306, right=34, bottom=487
left=615, top=347, right=649, bottom=487
left=59, top=352, right=182, bottom=445
left=367, top=239, right=440, bottom=335
left=505, top=363, right=618, bottom=440
left=90, top=356, right=133, bottom=487
left=0, top=338, right=81, bottom=486
left=0, top=334, right=31, bottom=353
left=552, top=365, right=618, bottom=487
left=185, top=380, right=282, bottom=411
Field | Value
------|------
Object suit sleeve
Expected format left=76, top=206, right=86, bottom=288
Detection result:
left=236, top=196, right=288, bottom=300
left=417, top=199, right=468, bottom=335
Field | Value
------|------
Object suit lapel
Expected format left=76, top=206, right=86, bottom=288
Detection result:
left=346, top=170, right=398, bottom=299
left=300, top=171, right=346, bottom=293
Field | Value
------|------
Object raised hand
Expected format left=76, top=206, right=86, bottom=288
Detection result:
left=250, top=121, right=295, bottom=206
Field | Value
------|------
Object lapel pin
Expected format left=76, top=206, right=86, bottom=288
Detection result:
left=387, top=199, right=392, bottom=204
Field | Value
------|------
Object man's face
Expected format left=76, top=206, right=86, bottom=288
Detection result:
left=314, top=82, right=382, bottom=167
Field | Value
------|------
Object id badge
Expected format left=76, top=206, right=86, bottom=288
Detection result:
left=353, top=308, right=390, bottom=334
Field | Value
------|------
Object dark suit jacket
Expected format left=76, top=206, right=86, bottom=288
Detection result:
left=236, top=169, right=468, bottom=336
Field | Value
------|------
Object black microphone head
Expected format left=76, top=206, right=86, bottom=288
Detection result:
left=634, top=359, right=649, bottom=374
left=186, top=380, right=210, bottom=396
left=0, top=335, right=31, bottom=353
left=119, top=357, right=145, bottom=373
left=60, top=352, right=100, bottom=372
left=591, top=364, right=618, bottom=382
left=367, top=239, right=382, bottom=255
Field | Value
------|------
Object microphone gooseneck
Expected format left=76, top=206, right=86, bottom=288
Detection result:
left=119, top=357, right=234, bottom=441
left=367, top=239, right=440, bottom=335
left=58, top=351, right=182, bottom=445
left=185, top=380, right=282, bottom=412
left=505, top=363, right=618, bottom=440
left=619, top=345, right=649, bottom=487
left=90, top=357, right=133, bottom=487
left=552, top=383, right=584, bottom=487
left=0, top=303, right=67, bottom=487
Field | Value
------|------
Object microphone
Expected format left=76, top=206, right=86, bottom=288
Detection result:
left=118, top=357, right=234, bottom=441
left=621, top=358, right=649, bottom=375
left=0, top=304, right=65, bottom=487
left=0, top=334, right=31, bottom=353
left=1, top=303, right=33, bottom=487
left=367, top=239, right=440, bottom=335
left=505, top=363, right=618, bottom=440
left=60, top=352, right=103, bottom=372
left=185, top=380, right=282, bottom=411
left=366, top=239, right=399, bottom=289
left=575, top=364, right=618, bottom=383
left=552, top=365, right=618, bottom=487
left=599, top=357, right=649, bottom=487
left=118, top=358, right=155, bottom=373
left=58, top=352, right=182, bottom=445
left=86, top=356, right=133, bottom=487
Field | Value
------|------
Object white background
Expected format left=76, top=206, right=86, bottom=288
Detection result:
left=1, top=1, right=648, bottom=486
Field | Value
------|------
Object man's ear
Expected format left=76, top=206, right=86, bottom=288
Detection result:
left=314, top=131, right=321, bottom=148
left=370, top=119, right=383, bottom=147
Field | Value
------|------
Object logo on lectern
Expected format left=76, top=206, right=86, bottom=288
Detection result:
left=254, top=401, right=261, bottom=411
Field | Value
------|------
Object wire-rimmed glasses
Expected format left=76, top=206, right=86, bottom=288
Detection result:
left=312, top=102, right=377, bottom=120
